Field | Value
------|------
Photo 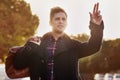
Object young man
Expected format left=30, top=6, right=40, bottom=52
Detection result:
left=13, top=3, right=104, bottom=80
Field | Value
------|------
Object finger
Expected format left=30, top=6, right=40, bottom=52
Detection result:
left=89, top=12, right=92, bottom=18
left=29, top=37, right=36, bottom=42
left=98, top=10, right=100, bottom=14
left=36, top=36, right=41, bottom=40
left=97, top=15, right=102, bottom=25
left=95, top=3, right=99, bottom=13
left=29, top=38, right=34, bottom=41
left=96, top=10, right=101, bottom=16
left=33, top=37, right=41, bottom=42
left=98, top=15, right=102, bottom=22
left=93, top=3, right=97, bottom=14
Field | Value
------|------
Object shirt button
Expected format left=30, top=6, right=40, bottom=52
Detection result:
left=52, top=60, right=54, bottom=63
left=41, top=60, right=44, bottom=63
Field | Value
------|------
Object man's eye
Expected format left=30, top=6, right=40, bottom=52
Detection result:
left=62, top=18, right=66, bottom=21
left=55, top=18, right=60, bottom=20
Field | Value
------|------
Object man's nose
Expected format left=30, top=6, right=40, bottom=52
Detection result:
left=59, top=19, right=63, bottom=23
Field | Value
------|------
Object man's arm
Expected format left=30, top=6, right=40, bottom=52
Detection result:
left=74, top=3, right=104, bottom=58
left=13, top=36, right=41, bottom=69
left=74, top=21, right=104, bottom=58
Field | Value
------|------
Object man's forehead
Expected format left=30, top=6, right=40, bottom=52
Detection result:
left=53, top=12, right=67, bottom=17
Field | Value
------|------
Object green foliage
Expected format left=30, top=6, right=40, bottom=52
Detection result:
left=70, top=33, right=89, bottom=42
left=70, top=34, right=120, bottom=73
left=0, top=0, right=39, bottom=61
left=79, top=38, right=120, bottom=73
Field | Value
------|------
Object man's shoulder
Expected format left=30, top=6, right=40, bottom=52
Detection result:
left=41, top=32, right=52, bottom=40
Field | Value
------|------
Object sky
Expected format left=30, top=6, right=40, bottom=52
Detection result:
left=26, top=0, right=120, bottom=40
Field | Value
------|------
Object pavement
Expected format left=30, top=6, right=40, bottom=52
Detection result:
left=0, top=64, right=29, bottom=80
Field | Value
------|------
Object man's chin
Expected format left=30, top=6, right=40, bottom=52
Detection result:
left=56, top=30, right=64, bottom=34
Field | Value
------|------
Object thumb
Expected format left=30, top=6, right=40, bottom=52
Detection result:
left=89, top=12, right=92, bottom=18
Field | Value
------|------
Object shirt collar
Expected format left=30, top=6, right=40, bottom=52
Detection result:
left=48, top=32, right=66, bottom=42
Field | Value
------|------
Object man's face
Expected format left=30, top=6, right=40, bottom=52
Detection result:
left=50, top=12, right=67, bottom=33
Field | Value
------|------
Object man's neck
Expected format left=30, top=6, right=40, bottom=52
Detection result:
left=51, top=31, right=64, bottom=41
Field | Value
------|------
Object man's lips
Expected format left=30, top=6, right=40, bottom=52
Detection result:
left=58, top=25, right=64, bottom=28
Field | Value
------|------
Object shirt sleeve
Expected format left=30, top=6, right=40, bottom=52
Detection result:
left=13, top=42, right=39, bottom=69
left=74, top=21, right=104, bottom=59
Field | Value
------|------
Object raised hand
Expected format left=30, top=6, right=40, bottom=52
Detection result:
left=89, top=3, right=102, bottom=25
left=29, top=36, right=41, bottom=45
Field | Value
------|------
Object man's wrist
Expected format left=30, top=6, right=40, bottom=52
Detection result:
left=89, top=21, right=104, bottom=30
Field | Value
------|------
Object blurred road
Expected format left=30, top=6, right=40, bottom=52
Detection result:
left=0, top=64, right=29, bottom=80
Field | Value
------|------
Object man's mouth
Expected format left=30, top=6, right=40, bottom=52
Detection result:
left=58, top=25, right=63, bottom=28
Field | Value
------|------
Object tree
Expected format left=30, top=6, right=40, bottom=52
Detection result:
left=79, top=38, right=120, bottom=73
left=70, top=33, right=89, bottom=42
left=0, top=0, right=39, bottom=62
